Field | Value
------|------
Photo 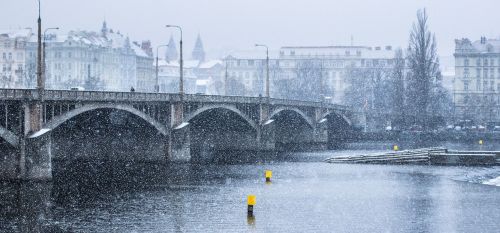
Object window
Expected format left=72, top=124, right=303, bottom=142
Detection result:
left=476, top=79, right=480, bottom=90
left=477, top=59, right=481, bottom=66
left=464, top=59, right=469, bottom=66
left=491, top=68, right=494, bottom=78
left=68, top=52, right=72, bottom=58
left=8, top=53, right=12, bottom=60
left=2, top=64, right=6, bottom=71
left=464, top=68, right=470, bottom=77
left=483, top=81, right=488, bottom=90
left=345, top=51, right=350, bottom=56
left=463, top=80, right=469, bottom=91
left=248, top=60, right=254, bottom=66
left=484, top=69, right=489, bottom=79
left=290, top=51, right=295, bottom=56
left=2, top=53, right=5, bottom=59
left=491, top=81, right=495, bottom=91
left=477, top=68, right=481, bottom=78
left=484, top=58, right=489, bottom=66
left=356, top=51, right=362, bottom=56
left=17, top=64, right=22, bottom=71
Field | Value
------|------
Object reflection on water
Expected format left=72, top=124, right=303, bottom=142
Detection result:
left=1, top=142, right=500, bottom=232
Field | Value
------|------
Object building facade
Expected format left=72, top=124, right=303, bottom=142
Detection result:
left=223, top=45, right=396, bottom=103
left=454, top=37, right=500, bottom=124
left=1, top=22, right=154, bottom=92
left=0, top=29, right=31, bottom=88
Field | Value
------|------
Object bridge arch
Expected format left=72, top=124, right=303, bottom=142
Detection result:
left=0, top=126, right=19, bottom=148
left=42, top=103, right=168, bottom=136
left=322, top=110, right=352, bottom=126
left=185, top=105, right=258, bottom=132
left=270, top=107, right=314, bottom=128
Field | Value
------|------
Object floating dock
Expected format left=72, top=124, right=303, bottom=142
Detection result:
left=324, top=147, right=500, bottom=166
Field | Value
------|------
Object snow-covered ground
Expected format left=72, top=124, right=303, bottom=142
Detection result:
left=483, top=176, right=500, bottom=187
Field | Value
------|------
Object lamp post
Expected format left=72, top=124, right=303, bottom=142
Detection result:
left=255, top=44, right=269, bottom=98
left=43, top=27, right=59, bottom=90
left=36, top=0, right=42, bottom=97
left=155, top=44, right=168, bottom=93
left=166, top=25, right=183, bottom=95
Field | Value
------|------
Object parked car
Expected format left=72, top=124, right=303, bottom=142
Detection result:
left=70, top=86, right=85, bottom=91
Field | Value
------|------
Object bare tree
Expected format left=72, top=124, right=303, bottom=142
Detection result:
left=390, top=48, right=406, bottom=129
left=406, top=8, right=440, bottom=128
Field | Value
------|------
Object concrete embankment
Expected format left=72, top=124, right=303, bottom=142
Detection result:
left=325, top=147, right=500, bottom=166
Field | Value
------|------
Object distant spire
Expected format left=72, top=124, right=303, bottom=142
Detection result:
left=101, top=20, right=108, bottom=37
left=165, top=35, right=178, bottom=62
left=192, top=33, right=205, bottom=62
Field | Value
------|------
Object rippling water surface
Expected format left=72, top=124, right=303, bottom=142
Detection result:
left=1, top=141, right=500, bottom=232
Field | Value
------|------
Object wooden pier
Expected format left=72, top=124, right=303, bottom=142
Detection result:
left=325, top=147, right=500, bottom=166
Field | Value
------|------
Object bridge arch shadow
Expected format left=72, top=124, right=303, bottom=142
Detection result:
left=323, top=111, right=353, bottom=149
left=43, top=103, right=168, bottom=136
left=270, top=108, right=315, bottom=151
left=48, top=104, right=170, bottom=190
left=186, top=106, right=259, bottom=163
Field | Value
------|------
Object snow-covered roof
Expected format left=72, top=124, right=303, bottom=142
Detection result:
left=223, top=49, right=280, bottom=60
left=472, top=39, right=500, bottom=53
left=27, top=26, right=151, bottom=58
left=158, top=59, right=200, bottom=68
left=199, top=60, right=222, bottom=69
left=0, top=28, right=32, bottom=38
left=456, top=38, right=500, bottom=54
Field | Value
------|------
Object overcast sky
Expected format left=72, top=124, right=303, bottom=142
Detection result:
left=2, top=0, right=499, bottom=61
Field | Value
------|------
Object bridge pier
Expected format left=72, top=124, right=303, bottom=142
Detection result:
left=23, top=130, right=52, bottom=180
left=168, top=124, right=191, bottom=163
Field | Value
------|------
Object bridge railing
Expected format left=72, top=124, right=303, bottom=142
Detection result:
left=0, top=88, right=350, bottom=111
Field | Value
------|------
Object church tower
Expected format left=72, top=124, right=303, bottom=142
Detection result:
left=165, top=35, right=178, bottom=62
left=101, top=20, right=108, bottom=37
left=191, top=34, right=205, bottom=62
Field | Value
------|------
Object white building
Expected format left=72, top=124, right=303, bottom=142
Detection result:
left=1, top=22, right=154, bottom=92
left=224, top=45, right=396, bottom=103
left=0, top=29, right=31, bottom=88
left=454, top=37, right=500, bottom=123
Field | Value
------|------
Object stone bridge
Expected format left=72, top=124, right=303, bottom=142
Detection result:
left=0, top=89, right=361, bottom=180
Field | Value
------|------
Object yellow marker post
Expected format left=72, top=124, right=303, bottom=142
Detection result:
left=393, top=145, right=399, bottom=151
left=247, top=195, right=256, bottom=216
left=265, top=170, right=272, bottom=183
left=479, top=139, right=483, bottom=145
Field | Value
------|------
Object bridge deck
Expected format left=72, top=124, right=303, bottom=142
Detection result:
left=0, top=89, right=349, bottom=111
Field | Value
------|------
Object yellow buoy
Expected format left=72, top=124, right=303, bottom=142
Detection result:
left=247, top=195, right=256, bottom=216
left=265, top=170, right=272, bottom=182
left=393, top=145, right=399, bottom=151
left=479, top=139, right=483, bottom=145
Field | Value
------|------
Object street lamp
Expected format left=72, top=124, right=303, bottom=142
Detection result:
left=166, top=25, right=183, bottom=95
left=155, top=44, right=168, bottom=93
left=255, top=44, right=269, bottom=98
left=36, top=0, right=42, bottom=96
left=43, top=27, right=59, bottom=89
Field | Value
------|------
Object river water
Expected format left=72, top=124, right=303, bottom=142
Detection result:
left=1, top=141, right=500, bottom=232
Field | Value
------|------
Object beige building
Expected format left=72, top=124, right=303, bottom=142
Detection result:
left=453, top=37, right=500, bottom=123
left=224, top=45, right=396, bottom=103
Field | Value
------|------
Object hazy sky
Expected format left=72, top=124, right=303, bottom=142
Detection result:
left=2, top=0, right=500, bottom=61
